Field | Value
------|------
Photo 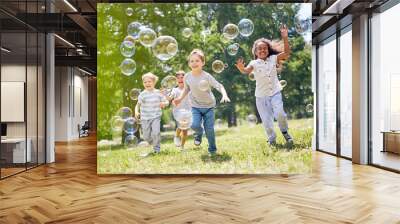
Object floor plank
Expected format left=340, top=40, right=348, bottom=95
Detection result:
left=0, top=135, right=400, bottom=223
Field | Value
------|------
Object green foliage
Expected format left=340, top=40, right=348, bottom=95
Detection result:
left=97, top=3, right=312, bottom=139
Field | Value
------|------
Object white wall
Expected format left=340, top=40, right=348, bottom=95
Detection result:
left=55, top=67, right=89, bottom=141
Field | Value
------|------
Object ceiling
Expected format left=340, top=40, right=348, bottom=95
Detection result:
left=0, top=0, right=393, bottom=75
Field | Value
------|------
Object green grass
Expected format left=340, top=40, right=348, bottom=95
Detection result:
left=97, top=119, right=313, bottom=174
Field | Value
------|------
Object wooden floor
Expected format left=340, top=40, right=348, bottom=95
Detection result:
left=1, top=135, right=400, bottom=223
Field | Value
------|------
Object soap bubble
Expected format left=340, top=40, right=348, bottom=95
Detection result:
left=198, top=79, right=209, bottom=91
left=238, top=18, right=254, bottom=37
left=111, top=115, right=125, bottom=132
left=247, top=114, right=257, bottom=125
left=126, top=7, right=133, bottom=16
left=124, top=117, right=138, bottom=135
left=162, top=64, right=173, bottom=73
left=127, top=22, right=142, bottom=40
left=294, top=19, right=311, bottom=35
left=280, top=80, right=287, bottom=88
left=120, top=40, right=135, bottom=58
left=161, top=75, right=177, bottom=89
left=138, top=141, right=150, bottom=147
left=182, top=27, right=193, bottom=38
left=117, top=107, right=132, bottom=119
left=138, top=27, right=157, bottom=47
left=306, top=104, right=314, bottom=113
left=175, top=109, right=193, bottom=130
left=129, top=88, right=141, bottom=100
left=227, top=43, right=239, bottom=56
left=277, top=3, right=285, bottom=9
left=220, top=34, right=232, bottom=44
left=249, top=73, right=255, bottom=81
left=196, top=11, right=203, bottom=20
left=120, top=58, right=136, bottom=76
left=124, top=135, right=138, bottom=147
left=151, top=36, right=178, bottom=61
left=222, top=23, right=239, bottom=39
left=212, top=60, right=225, bottom=73
left=124, top=35, right=136, bottom=43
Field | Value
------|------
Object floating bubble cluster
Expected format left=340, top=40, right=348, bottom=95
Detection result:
left=124, top=117, right=138, bottom=135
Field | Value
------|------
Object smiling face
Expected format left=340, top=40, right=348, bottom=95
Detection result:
left=176, top=74, right=185, bottom=87
left=188, top=54, right=205, bottom=72
left=255, top=42, right=269, bottom=60
left=143, top=77, right=155, bottom=90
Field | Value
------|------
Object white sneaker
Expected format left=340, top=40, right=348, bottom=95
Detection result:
left=174, top=136, right=181, bottom=147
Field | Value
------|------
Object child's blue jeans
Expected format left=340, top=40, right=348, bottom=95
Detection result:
left=191, top=107, right=217, bottom=153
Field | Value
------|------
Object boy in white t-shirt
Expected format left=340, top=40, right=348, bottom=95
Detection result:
left=235, top=25, right=293, bottom=146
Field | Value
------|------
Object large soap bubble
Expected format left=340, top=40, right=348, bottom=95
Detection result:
left=161, top=75, right=177, bottom=89
left=127, top=22, right=142, bottom=40
left=117, top=107, right=132, bottom=119
left=129, top=88, right=141, bottom=100
left=138, top=27, right=157, bottom=47
left=120, top=40, right=135, bottom=58
left=124, top=117, right=138, bottom=135
left=198, top=79, right=209, bottom=91
left=175, top=109, right=193, bottom=130
left=120, top=58, right=136, bottom=76
left=151, top=36, right=178, bottom=61
left=124, top=135, right=138, bottom=148
left=182, top=27, right=193, bottom=38
left=222, top=23, right=239, bottom=39
left=238, top=19, right=254, bottom=37
left=212, top=60, right=225, bottom=73
left=227, top=43, right=239, bottom=56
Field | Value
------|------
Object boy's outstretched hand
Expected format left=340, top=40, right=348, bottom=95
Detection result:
left=235, top=58, right=246, bottom=73
left=280, top=24, right=288, bottom=38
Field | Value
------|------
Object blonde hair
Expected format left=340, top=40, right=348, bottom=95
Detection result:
left=251, top=38, right=283, bottom=60
left=188, top=49, right=205, bottom=63
left=142, top=72, right=159, bottom=83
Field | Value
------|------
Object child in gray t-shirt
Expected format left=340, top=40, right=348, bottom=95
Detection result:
left=135, top=72, right=168, bottom=156
left=173, top=49, right=230, bottom=156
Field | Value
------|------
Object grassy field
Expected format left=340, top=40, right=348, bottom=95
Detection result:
left=97, top=119, right=313, bottom=174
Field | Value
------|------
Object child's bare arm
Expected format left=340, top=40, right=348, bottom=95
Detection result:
left=277, top=24, right=291, bottom=62
left=134, top=102, right=140, bottom=119
left=235, top=58, right=254, bottom=74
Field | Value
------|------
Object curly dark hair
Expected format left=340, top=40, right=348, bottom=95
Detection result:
left=251, top=38, right=282, bottom=60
